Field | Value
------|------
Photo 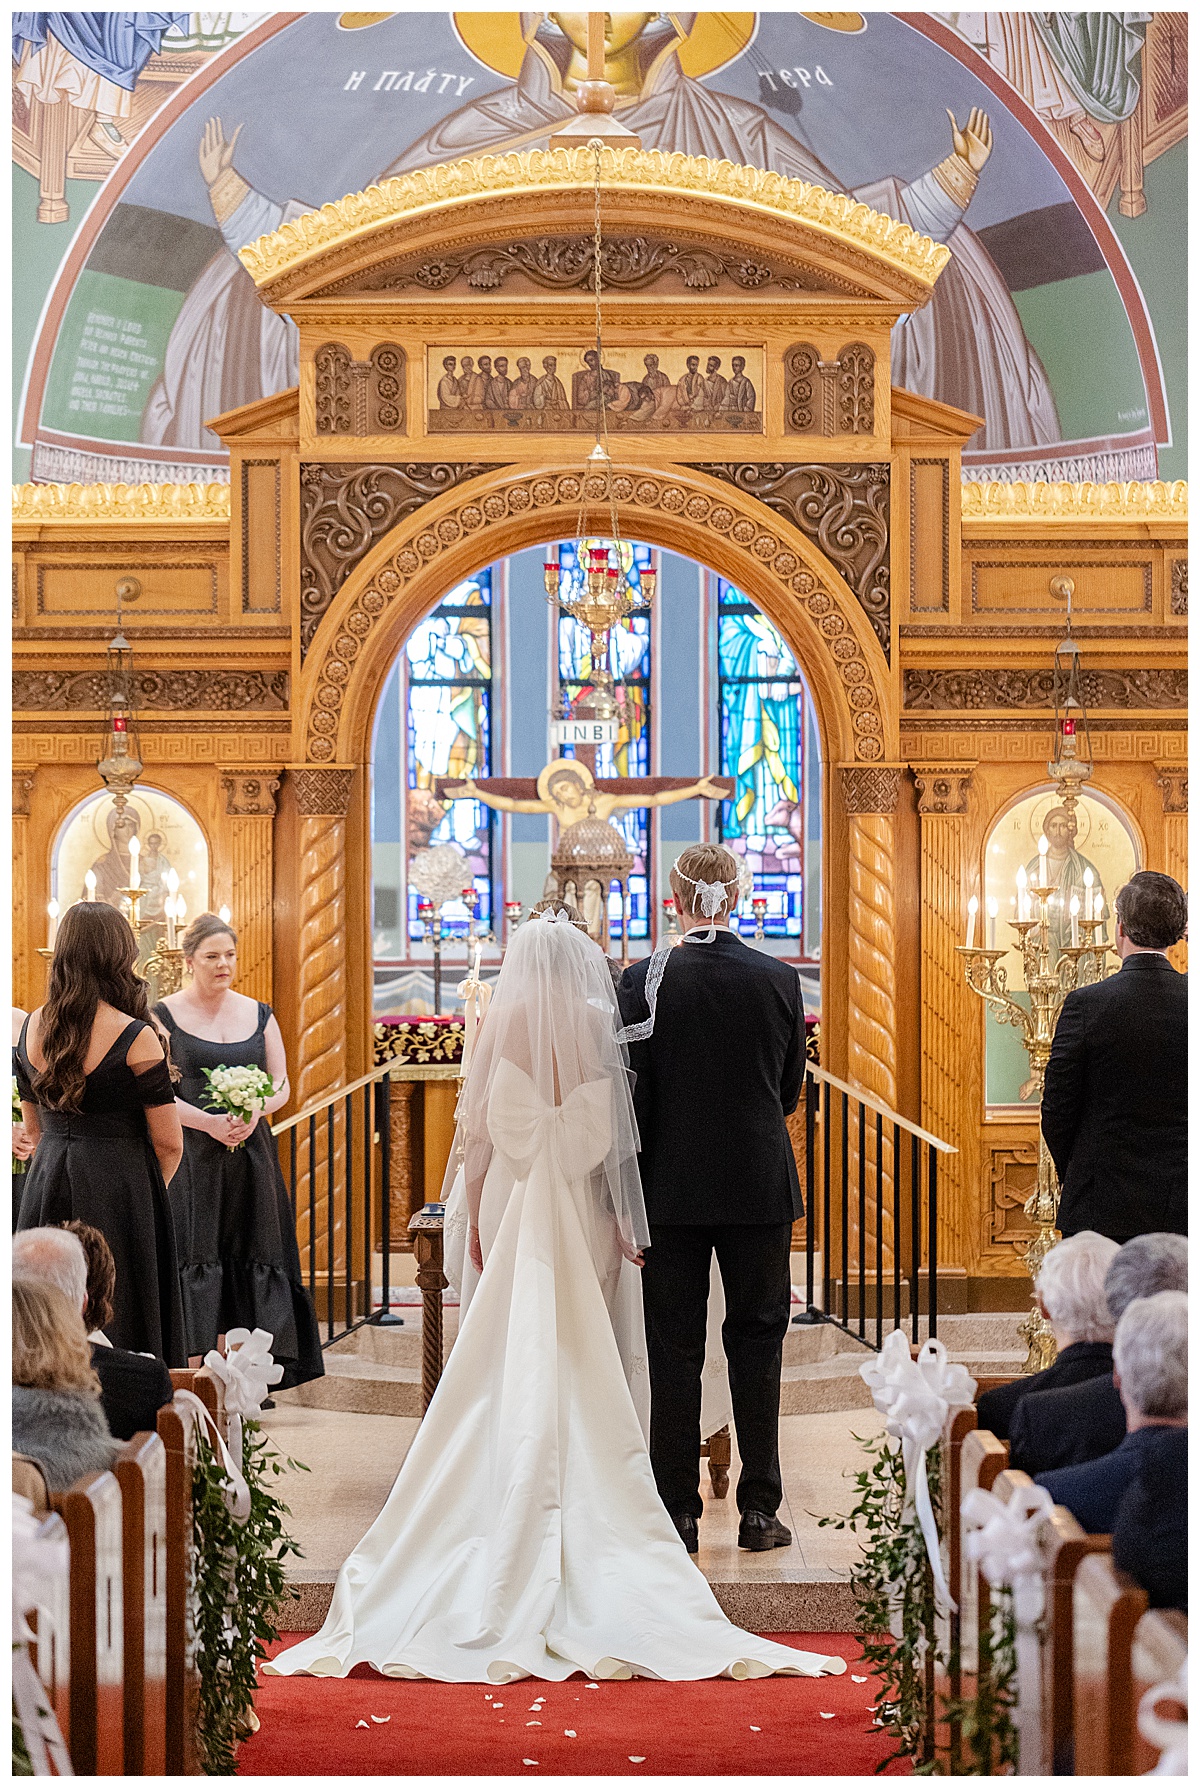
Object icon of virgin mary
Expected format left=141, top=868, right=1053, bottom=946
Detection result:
left=143, top=10, right=1059, bottom=457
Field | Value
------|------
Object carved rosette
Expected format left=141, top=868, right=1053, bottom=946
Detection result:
left=222, top=772, right=281, bottom=818
left=912, top=763, right=976, bottom=1272
left=299, top=461, right=497, bottom=654
left=303, top=469, right=889, bottom=766
left=783, top=343, right=875, bottom=435
left=693, top=462, right=890, bottom=654
left=314, top=342, right=406, bottom=435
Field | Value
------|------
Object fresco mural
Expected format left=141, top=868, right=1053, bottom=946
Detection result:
left=12, top=11, right=1187, bottom=484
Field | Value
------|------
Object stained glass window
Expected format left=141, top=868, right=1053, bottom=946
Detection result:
left=404, top=570, right=493, bottom=941
left=556, top=539, right=653, bottom=939
left=716, top=580, right=816, bottom=946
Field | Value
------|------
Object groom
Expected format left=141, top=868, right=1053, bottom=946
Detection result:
left=618, top=843, right=805, bottom=1554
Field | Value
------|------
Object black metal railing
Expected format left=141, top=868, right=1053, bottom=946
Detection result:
left=799, top=1062, right=955, bottom=1349
left=271, top=1064, right=402, bottom=1349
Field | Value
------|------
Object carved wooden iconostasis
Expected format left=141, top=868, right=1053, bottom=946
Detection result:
left=12, top=147, right=1187, bottom=1305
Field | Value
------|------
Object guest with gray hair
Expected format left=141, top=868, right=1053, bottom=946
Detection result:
left=1010, top=1232, right=1187, bottom=1472
left=1035, top=1290, right=1187, bottom=1533
left=12, top=1225, right=88, bottom=1310
left=977, top=1230, right=1119, bottom=1439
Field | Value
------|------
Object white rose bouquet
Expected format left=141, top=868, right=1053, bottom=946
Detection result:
left=201, top=1064, right=275, bottom=1146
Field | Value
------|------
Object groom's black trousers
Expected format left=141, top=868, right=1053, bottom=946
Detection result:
left=641, top=1222, right=793, bottom=1521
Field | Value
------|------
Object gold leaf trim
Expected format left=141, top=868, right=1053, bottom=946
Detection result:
left=13, top=481, right=231, bottom=522
left=961, top=479, right=1187, bottom=521
left=238, top=146, right=950, bottom=294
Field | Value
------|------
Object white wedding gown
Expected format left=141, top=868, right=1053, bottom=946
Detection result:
left=267, top=1058, right=844, bottom=1684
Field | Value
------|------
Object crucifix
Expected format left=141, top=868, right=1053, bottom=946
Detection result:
left=548, top=10, right=643, bottom=150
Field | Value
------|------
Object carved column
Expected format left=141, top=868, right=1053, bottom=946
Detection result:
left=839, top=765, right=901, bottom=1278
left=291, top=767, right=355, bottom=1112
left=1155, top=765, right=1188, bottom=972
left=12, top=773, right=35, bottom=1010
left=221, top=772, right=282, bottom=1004
left=912, top=765, right=977, bottom=1275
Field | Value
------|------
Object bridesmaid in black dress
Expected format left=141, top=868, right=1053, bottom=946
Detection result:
left=15, top=902, right=187, bottom=1363
left=154, top=913, right=323, bottom=1389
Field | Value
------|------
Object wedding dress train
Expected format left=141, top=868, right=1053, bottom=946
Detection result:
left=267, top=1053, right=844, bottom=1684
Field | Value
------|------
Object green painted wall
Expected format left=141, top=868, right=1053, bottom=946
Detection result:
left=11, top=165, right=92, bottom=482
left=1013, top=273, right=1148, bottom=445
left=42, top=269, right=185, bottom=442
left=1107, top=140, right=1188, bottom=480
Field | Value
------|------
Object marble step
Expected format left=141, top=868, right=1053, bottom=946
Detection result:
left=283, top=1566, right=858, bottom=1636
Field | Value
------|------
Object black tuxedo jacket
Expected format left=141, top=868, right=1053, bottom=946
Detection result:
left=1008, top=1369, right=1127, bottom=1475
left=1113, top=1426, right=1187, bottom=1610
left=975, top=1340, right=1113, bottom=1442
left=617, top=931, right=805, bottom=1227
left=1037, top=1422, right=1183, bottom=1536
left=1041, top=952, right=1187, bottom=1241
left=92, top=1342, right=174, bottom=1443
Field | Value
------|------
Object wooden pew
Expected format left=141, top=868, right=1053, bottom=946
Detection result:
left=113, top=1432, right=168, bottom=1776
left=1072, top=1551, right=1149, bottom=1775
left=169, top=1365, right=226, bottom=1439
left=23, top=1507, right=72, bottom=1758
left=158, top=1384, right=220, bottom=1775
left=952, top=1428, right=1009, bottom=1772
left=53, top=1469, right=125, bottom=1774
left=13, top=1450, right=50, bottom=1514
left=1131, top=1608, right=1188, bottom=1774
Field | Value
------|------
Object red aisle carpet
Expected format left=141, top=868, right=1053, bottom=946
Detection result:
left=239, top=1634, right=908, bottom=1776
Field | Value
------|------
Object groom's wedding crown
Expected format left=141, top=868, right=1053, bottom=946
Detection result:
left=673, top=869, right=734, bottom=919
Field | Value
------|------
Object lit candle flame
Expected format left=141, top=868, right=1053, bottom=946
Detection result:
left=84, top=870, right=97, bottom=901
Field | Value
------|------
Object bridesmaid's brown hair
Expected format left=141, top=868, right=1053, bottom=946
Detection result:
left=34, top=901, right=154, bottom=1111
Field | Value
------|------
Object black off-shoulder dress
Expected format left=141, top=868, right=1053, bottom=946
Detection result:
left=154, top=1001, right=324, bottom=1390
left=15, top=1017, right=187, bottom=1364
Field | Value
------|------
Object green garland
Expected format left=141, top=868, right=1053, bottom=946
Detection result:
left=941, top=1585, right=1020, bottom=1774
left=191, top=1419, right=307, bottom=1774
left=820, top=1433, right=944, bottom=1774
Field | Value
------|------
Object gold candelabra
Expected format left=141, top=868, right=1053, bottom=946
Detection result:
left=957, top=870, right=1112, bottom=1371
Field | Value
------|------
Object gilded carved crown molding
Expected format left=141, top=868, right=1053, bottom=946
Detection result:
left=222, top=772, right=282, bottom=818
left=302, top=468, right=888, bottom=767
left=12, top=481, right=231, bottom=522
left=904, top=667, right=1187, bottom=712
left=839, top=765, right=902, bottom=816
left=291, top=766, right=356, bottom=818
left=300, top=462, right=499, bottom=655
left=911, top=765, right=974, bottom=816
left=13, top=669, right=289, bottom=713
left=238, top=146, right=950, bottom=301
left=960, top=479, right=1188, bottom=521
left=694, top=462, right=890, bottom=654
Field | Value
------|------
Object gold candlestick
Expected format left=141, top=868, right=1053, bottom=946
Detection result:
left=957, top=881, right=1113, bottom=1372
left=144, top=941, right=185, bottom=998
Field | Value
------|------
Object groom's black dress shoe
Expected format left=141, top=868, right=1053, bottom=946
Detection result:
left=738, top=1510, right=792, bottom=1552
left=672, top=1513, right=699, bottom=1554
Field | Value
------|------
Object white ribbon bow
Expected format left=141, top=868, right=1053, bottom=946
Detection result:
left=12, top=1493, right=74, bottom=1774
left=457, top=941, right=493, bottom=1075
left=962, top=1483, right=1056, bottom=1770
left=202, top=1326, right=283, bottom=1490
left=172, top=1389, right=254, bottom=1524
left=1140, top=1662, right=1188, bottom=1776
left=860, top=1329, right=977, bottom=1611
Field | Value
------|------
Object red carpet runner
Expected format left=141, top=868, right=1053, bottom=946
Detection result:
left=240, top=1634, right=908, bottom=1775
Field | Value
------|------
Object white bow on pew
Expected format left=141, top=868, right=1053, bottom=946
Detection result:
left=1140, top=1661, right=1188, bottom=1775
left=860, top=1328, right=977, bottom=1611
left=962, top=1481, right=1056, bottom=1771
left=204, top=1325, right=284, bottom=1468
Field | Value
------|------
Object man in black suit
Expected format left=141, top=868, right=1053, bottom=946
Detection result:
left=977, top=1229, right=1117, bottom=1439
left=1009, top=1231, right=1187, bottom=1473
left=1042, top=870, right=1188, bottom=1242
left=12, top=1224, right=173, bottom=1443
left=618, top=844, right=805, bottom=1555
left=1035, top=1288, right=1186, bottom=1533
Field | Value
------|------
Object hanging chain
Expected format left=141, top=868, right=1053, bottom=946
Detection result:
left=592, top=138, right=622, bottom=583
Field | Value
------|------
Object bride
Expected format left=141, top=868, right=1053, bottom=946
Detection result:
left=267, top=909, right=844, bottom=1685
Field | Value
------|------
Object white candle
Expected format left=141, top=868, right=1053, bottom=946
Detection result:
left=1037, top=833, right=1049, bottom=887
left=167, top=868, right=179, bottom=897
left=84, top=870, right=97, bottom=901
left=175, top=897, right=187, bottom=928
left=965, top=895, right=978, bottom=950
left=1070, top=895, right=1080, bottom=947
left=986, top=897, right=998, bottom=949
left=219, top=905, right=231, bottom=925
left=1016, top=864, right=1029, bottom=921
left=165, top=895, right=177, bottom=951
left=46, top=898, right=59, bottom=949
left=1093, top=889, right=1103, bottom=923
left=128, top=834, right=141, bottom=889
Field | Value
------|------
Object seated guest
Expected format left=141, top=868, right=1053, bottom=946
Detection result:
left=12, top=1278, right=118, bottom=1492
left=1042, top=870, right=1187, bottom=1244
left=977, top=1230, right=1118, bottom=1439
left=1035, top=1290, right=1186, bottom=1534
left=1010, top=1232, right=1188, bottom=1473
left=12, top=1223, right=172, bottom=1442
left=1113, top=1439, right=1187, bottom=1611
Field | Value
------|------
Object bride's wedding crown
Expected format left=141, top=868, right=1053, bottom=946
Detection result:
left=673, top=868, right=735, bottom=918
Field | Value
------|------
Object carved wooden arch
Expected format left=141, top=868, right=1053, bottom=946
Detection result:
left=296, top=461, right=896, bottom=772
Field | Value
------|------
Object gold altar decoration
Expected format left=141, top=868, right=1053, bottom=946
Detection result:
left=959, top=478, right=1188, bottom=521
left=12, top=480, right=231, bottom=522
left=237, top=146, right=950, bottom=300
left=373, top=1019, right=466, bottom=1069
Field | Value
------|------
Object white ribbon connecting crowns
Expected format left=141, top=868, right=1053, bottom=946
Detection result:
left=859, top=1329, right=977, bottom=1611
left=961, top=1481, right=1057, bottom=1770
left=457, top=941, right=494, bottom=1075
left=12, top=1493, right=74, bottom=1774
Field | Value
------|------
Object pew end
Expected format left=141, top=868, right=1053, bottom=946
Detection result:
left=52, top=1469, right=125, bottom=1775
left=14, top=1450, right=50, bottom=1514
left=1072, top=1550, right=1150, bottom=1774
left=113, top=1432, right=168, bottom=1776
